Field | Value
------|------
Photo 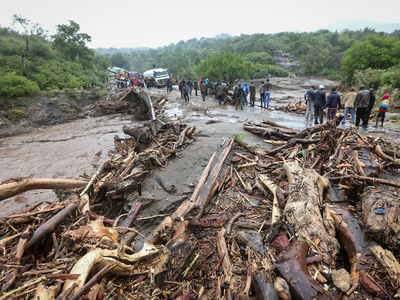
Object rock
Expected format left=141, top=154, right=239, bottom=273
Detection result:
left=332, top=268, right=351, bottom=292
left=235, top=230, right=265, bottom=255
left=274, top=277, right=291, bottom=300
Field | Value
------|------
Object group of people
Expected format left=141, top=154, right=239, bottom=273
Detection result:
left=233, top=80, right=273, bottom=110
left=304, top=85, right=390, bottom=127
left=117, top=78, right=143, bottom=89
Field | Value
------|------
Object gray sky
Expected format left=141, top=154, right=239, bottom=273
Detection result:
left=1, top=0, right=399, bottom=49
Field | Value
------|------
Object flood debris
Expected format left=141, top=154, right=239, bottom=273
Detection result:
left=2, top=96, right=400, bottom=299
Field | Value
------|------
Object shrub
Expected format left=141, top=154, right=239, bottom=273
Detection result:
left=233, top=133, right=245, bottom=143
left=6, top=108, right=27, bottom=122
left=0, top=73, right=40, bottom=98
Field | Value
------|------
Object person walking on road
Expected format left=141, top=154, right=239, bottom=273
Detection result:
left=259, top=81, right=265, bottom=107
left=223, top=83, right=228, bottom=104
left=304, top=85, right=315, bottom=120
left=179, top=81, right=184, bottom=99
left=183, top=84, right=189, bottom=102
left=365, top=88, right=375, bottom=126
left=313, top=85, right=326, bottom=125
left=341, top=87, right=357, bottom=125
left=264, top=79, right=272, bottom=107
left=194, top=79, right=199, bottom=96
left=242, top=82, right=249, bottom=105
left=216, top=81, right=224, bottom=105
left=234, top=84, right=244, bottom=110
left=354, top=85, right=370, bottom=127
left=249, top=81, right=256, bottom=107
left=375, top=94, right=390, bottom=127
left=187, top=79, right=193, bottom=96
left=201, top=80, right=207, bottom=101
left=324, top=87, right=341, bottom=120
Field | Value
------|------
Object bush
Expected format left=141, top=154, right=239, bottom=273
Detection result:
left=253, top=65, right=289, bottom=78
left=0, top=73, right=40, bottom=98
left=6, top=108, right=27, bottom=122
left=233, top=133, right=245, bottom=143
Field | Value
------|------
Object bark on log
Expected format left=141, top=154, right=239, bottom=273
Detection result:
left=362, top=187, right=400, bottom=250
left=283, top=161, right=340, bottom=258
left=253, top=273, right=279, bottom=300
left=275, top=241, right=334, bottom=300
left=262, top=119, right=293, bottom=130
left=0, top=178, right=87, bottom=201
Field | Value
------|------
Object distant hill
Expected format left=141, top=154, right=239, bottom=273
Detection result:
left=323, top=20, right=400, bottom=33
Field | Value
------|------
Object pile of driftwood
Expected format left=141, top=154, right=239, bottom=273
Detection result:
left=0, top=99, right=196, bottom=299
left=2, top=112, right=400, bottom=299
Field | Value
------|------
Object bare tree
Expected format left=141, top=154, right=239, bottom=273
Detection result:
left=11, top=14, right=46, bottom=77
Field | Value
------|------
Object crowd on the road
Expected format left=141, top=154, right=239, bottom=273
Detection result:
left=172, top=78, right=276, bottom=111
left=304, top=84, right=390, bottom=127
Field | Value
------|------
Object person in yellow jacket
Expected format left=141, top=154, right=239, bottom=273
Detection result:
left=341, top=87, right=357, bottom=125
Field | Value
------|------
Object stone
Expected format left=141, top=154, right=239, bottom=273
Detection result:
left=332, top=268, right=352, bottom=292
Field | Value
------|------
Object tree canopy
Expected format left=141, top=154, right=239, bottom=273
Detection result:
left=51, top=20, right=93, bottom=62
left=342, top=35, right=400, bottom=80
left=195, top=51, right=253, bottom=84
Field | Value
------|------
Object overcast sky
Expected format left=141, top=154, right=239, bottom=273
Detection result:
left=1, top=0, right=399, bottom=49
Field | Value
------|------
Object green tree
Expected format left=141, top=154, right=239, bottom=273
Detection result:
left=195, top=51, right=254, bottom=84
left=245, top=52, right=274, bottom=65
left=52, top=20, right=92, bottom=61
left=11, top=14, right=45, bottom=77
left=342, top=35, right=400, bottom=80
left=111, top=53, right=129, bottom=68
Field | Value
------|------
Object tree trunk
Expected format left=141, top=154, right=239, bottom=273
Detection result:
left=283, top=161, right=340, bottom=258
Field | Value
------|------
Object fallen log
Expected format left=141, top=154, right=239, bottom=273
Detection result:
left=293, top=118, right=342, bottom=139
left=330, top=202, right=380, bottom=295
left=0, top=178, right=87, bottom=201
left=262, top=119, right=293, bottom=130
left=275, top=241, right=334, bottom=300
left=283, top=161, right=340, bottom=258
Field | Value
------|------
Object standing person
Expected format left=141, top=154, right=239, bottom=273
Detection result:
left=313, top=85, right=326, bottom=125
left=188, top=79, right=193, bottom=96
left=304, top=86, right=315, bottom=120
left=216, top=80, right=224, bottom=105
left=194, top=79, right=199, bottom=96
left=179, top=81, right=184, bottom=99
left=201, top=80, right=207, bottom=101
left=168, top=79, right=173, bottom=93
left=341, top=87, right=357, bottom=125
left=264, top=79, right=272, bottom=107
left=205, top=78, right=209, bottom=96
left=242, top=82, right=249, bottom=105
left=365, top=88, right=375, bottom=126
left=234, top=84, right=243, bottom=110
left=353, top=85, right=370, bottom=127
left=166, top=78, right=171, bottom=93
left=375, top=94, right=389, bottom=127
left=249, top=81, right=256, bottom=107
left=323, top=87, right=341, bottom=120
left=223, top=83, right=228, bottom=104
left=259, top=81, right=265, bottom=107
left=183, top=84, right=189, bottom=102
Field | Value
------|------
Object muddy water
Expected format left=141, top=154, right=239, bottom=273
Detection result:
left=0, top=114, right=143, bottom=219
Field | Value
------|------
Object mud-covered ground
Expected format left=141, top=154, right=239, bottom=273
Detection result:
left=1, top=76, right=400, bottom=224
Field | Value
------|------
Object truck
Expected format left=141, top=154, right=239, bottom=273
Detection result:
left=143, top=68, right=170, bottom=87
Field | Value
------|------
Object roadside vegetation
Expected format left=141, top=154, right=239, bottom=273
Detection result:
left=0, top=15, right=110, bottom=107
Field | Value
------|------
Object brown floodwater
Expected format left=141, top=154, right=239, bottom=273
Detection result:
left=0, top=114, right=144, bottom=219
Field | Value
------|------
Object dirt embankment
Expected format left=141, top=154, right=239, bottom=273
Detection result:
left=0, top=83, right=128, bottom=138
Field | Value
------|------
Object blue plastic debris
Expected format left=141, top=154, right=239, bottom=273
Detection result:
left=374, top=208, right=385, bottom=215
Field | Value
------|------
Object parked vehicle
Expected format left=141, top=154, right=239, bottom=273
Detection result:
left=143, top=68, right=170, bottom=87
